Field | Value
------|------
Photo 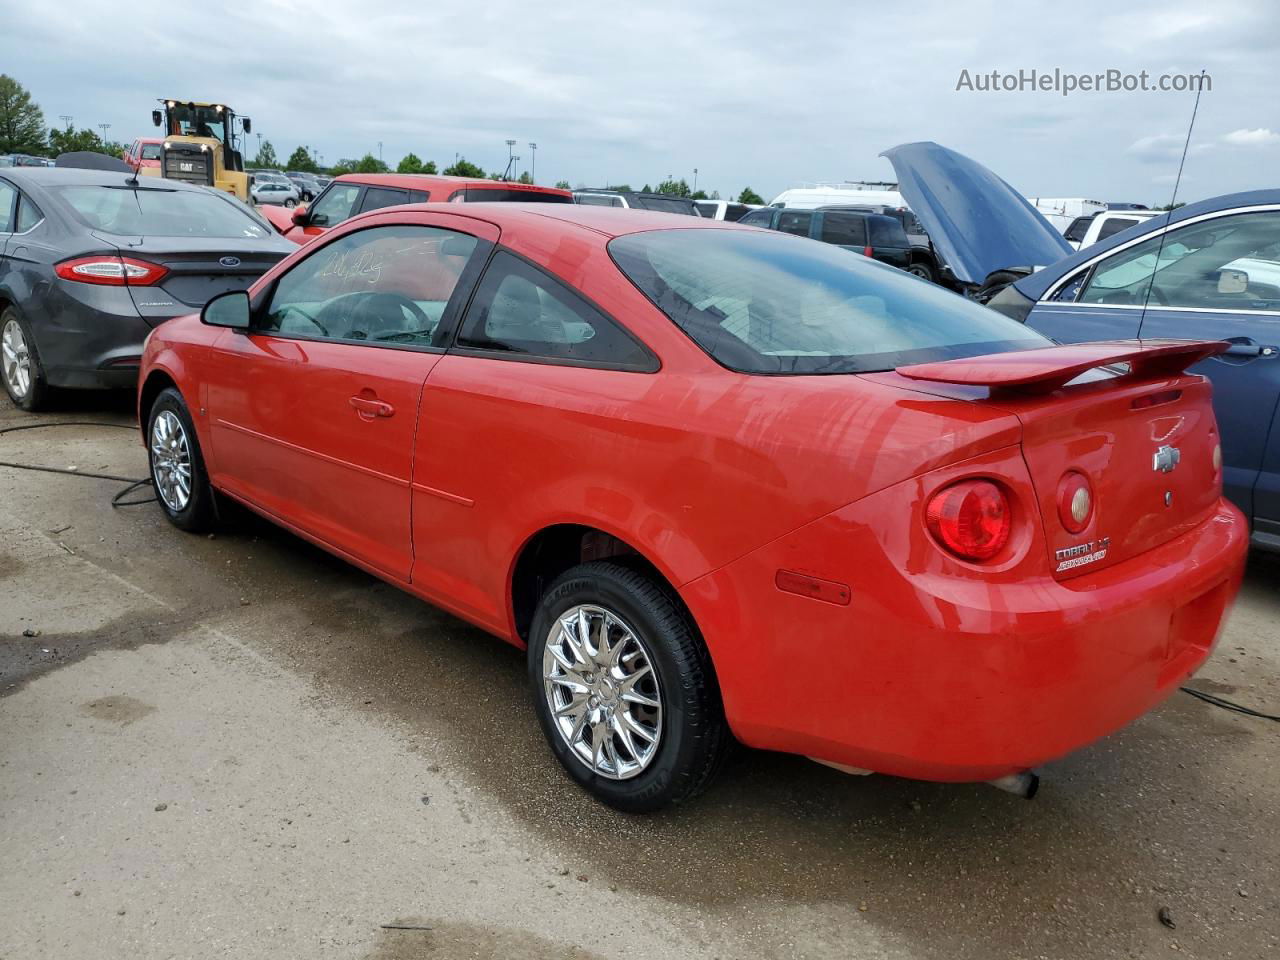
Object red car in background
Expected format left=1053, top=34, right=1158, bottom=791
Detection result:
left=137, top=204, right=1247, bottom=811
left=121, top=137, right=164, bottom=174
left=260, top=173, right=572, bottom=243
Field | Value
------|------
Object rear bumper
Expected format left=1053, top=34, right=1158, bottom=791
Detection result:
left=33, top=284, right=153, bottom=390
left=682, top=496, right=1247, bottom=783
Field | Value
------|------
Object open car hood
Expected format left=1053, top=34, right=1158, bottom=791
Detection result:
left=880, top=141, right=1073, bottom=285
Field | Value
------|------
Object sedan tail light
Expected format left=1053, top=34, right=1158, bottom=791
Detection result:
left=54, top=256, right=169, bottom=287
left=925, top=479, right=1011, bottom=562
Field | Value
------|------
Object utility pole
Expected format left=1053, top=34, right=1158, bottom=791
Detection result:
left=59, top=115, right=73, bottom=130
left=256, top=132, right=262, bottom=156
left=378, top=141, right=383, bottom=163
left=98, top=123, right=111, bottom=142
left=693, top=168, right=698, bottom=192
left=528, top=142, right=537, bottom=183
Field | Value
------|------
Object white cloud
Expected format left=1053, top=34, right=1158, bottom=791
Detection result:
left=1222, top=128, right=1280, bottom=146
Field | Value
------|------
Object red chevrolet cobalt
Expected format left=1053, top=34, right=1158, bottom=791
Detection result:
left=138, top=204, right=1247, bottom=811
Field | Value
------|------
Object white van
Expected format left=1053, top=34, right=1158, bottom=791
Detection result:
left=1026, top=197, right=1108, bottom=234
left=770, top=183, right=906, bottom=210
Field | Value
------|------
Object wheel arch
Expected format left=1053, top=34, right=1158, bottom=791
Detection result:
left=138, top=367, right=181, bottom=440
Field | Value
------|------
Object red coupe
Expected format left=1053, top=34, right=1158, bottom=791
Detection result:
left=137, top=203, right=1247, bottom=811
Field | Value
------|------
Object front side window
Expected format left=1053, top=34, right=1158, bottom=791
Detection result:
left=738, top=208, right=774, bottom=228
left=1079, top=210, right=1280, bottom=310
left=610, top=228, right=1048, bottom=374
left=360, top=187, right=411, bottom=213
left=819, top=213, right=867, bottom=247
left=53, top=185, right=270, bottom=239
left=457, top=251, right=655, bottom=369
left=308, top=184, right=362, bottom=226
left=777, top=211, right=812, bottom=237
left=262, top=225, right=479, bottom=346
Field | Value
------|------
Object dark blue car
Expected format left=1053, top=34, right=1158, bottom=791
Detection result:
left=883, top=142, right=1280, bottom=550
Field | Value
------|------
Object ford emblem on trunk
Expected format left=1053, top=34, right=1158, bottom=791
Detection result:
left=219, top=256, right=241, bottom=267
left=1153, top=445, right=1181, bottom=474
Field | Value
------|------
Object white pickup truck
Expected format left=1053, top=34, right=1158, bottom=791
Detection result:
left=1064, top=209, right=1160, bottom=250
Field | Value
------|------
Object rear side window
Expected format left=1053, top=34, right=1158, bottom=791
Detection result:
left=1097, top=217, right=1139, bottom=241
left=15, top=195, right=43, bottom=232
left=695, top=202, right=719, bottom=218
left=308, top=184, right=362, bottom=226
left=868, top=216, right=908, bottom=246
left=262, top=225, right=479, bottom=346
left=457, top=251, right=656, bottom=370
left=724, top=204, right=749, bottom=222
left=360, top=187, right=411, bottom=213
left=777, top=211, right=812, bottom=237
left=0, top=181, right=15, bottom=232
left=819, top=213, right=867, bottom=246
left=609, top=229, right=1048, bottom=375
left=576, top=194, right=624, bottom=207
left=1064, top=216, right=1094, bottom=243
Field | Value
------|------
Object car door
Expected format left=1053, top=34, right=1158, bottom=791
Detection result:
left=410, top=250, right=659, bottom=630
left=204, top=216, right=495, bottom=580
left=1033, top=206, right=1280, bottom=527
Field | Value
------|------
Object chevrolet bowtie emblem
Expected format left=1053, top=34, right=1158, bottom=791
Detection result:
left=1153, top=445, right=1181, bottom=474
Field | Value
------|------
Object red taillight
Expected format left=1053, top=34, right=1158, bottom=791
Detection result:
left=862, top=245, right=874, bottom=257
left=925, top=479, right=1011, bottom=562
left=54, top=256, right=168, bottom=287
left=1056, top=471, right=1094, bottom=534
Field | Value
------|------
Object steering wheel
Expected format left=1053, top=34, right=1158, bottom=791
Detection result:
left=276, top=303, right=328, bottom=337
left=345, top=292, right=431, bottom=339
left=1147, top=285, right=1170, bottom=307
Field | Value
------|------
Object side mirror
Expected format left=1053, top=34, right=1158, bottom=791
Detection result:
left=242, top=117, right=252, bottom=134
left=202, top=290, right=251, bottom=330
left=291, top=206, right=308, bottom=225
left=152, top=110, right=162, bottom=127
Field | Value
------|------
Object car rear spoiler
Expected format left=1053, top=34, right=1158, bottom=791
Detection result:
left=895, top=339, right=1229, bottom=395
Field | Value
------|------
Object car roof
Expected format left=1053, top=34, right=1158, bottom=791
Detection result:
left=0, top=167, right=208, bottom=191
left=350, top=201, right=745, bottom=240
left=335, top=173, right=571, bottom=196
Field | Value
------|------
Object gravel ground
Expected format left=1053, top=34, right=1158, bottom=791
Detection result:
left=1, top=396, right=1278, bottom=960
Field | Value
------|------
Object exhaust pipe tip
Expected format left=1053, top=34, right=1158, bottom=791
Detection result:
left=987, top=771, right=1040, bottom=799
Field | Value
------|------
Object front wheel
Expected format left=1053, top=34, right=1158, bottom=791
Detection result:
left=529, top=561, right=730, bottom=812
left=284, top=198, right=297, bottom=208
left=147, top=387, right=216, bottom=532
left=907, top=260, right=936, bottom=283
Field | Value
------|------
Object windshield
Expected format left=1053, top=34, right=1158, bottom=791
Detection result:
left=53, top=185, right=271, bottom=239
left=141, top=144, right=162, bottom=160
left=167, top=104, right=228, bottom=142
left=610, top=229, right=1049, bottom=374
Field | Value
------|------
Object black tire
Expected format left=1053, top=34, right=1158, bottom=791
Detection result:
left=284, top=198, right=297, bottom=208
left=1, top=307, right=51, bottom=412
left=146, top=387, right=216, bottom=532
left=528, top=560, right=730, bottom=812
left=907, top=260, right=937, bottom=283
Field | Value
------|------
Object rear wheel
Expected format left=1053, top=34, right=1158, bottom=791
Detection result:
left=907, top=260, right=936, bottom=283
left=284, top=198, right=297, bottom=208
left=528, top=561, right=730, bottom=812
left=1, top=308, right=50, bottom=412
left=147, top=387, right=216, bottom=532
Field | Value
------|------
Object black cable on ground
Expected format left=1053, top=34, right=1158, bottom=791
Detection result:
left=1181, top=685, right=1280, bottom=722
left=0, top=419, right=154, bottom=507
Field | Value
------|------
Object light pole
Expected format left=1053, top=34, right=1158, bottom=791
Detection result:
left=693, top=168, right=698, bottom=193
left=378, top=141, right=383, bottom=163
left=98, top=123, right=111, bottom=142
left=528, top=142, right=537, bottom=183
left=256, top=132, right=262, bottom=157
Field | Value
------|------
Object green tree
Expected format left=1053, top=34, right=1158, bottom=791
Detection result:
left=422, top=159, right=438, bottom=174
left=354, top=153, right=389, bottom=173
left=655, top=178, right=691, bottom=197
left=329, top=158, right=357, bottom=175
left=517, top=171, right=533, bottom=185
left=285, top=146, right=318, bottom=173
left=0, top=75, right=46, bottom=155
left=738, top=186, right=765, bottom=205
left=554, top=179, right=571, bottom=190
left=690, top=189, right=708, bottom=200
left=641, top=184, right=653, bottom=193
left=442, top=156, right=485, bottom=178
left=254, top=140, right=279, bottom=168
left=48, top=126, right=111, bottom=156
left=397, top=152, right=423, bottom=174
left=609, top=183, right=633, bottom=192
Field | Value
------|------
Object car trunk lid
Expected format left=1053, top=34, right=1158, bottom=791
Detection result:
left=883, top=340, right=1229, bottom=579
left=99, top=233, right=289, bottom=324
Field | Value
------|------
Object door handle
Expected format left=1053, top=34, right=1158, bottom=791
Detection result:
left=349, top=395, right=395, bottom=418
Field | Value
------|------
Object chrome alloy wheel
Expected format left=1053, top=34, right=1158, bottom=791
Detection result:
left=542, top=604, right=663, bottom=780
left=1, top=318, right=31, bottom=399
left=150, top=410, right=193, bottom=512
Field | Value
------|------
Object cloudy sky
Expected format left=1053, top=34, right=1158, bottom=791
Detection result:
left=3, top=0, right=1277, bottom=205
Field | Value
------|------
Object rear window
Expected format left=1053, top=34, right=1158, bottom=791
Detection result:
left=609, top=229, right=1048, bottom=374
left=868, top=216, right=908, bottom=246
left=52, top=185, right=271, bottom=239
left=631, top=196, right=698, bottom=215
left=141, top=144, right=162, bottom=160
left=448, top=187, right=571, bottom=203
left=819, top=213, right=867, bottom=246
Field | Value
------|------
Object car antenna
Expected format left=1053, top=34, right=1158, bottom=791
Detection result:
left=1139, top=69, right=1207, bottom=332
